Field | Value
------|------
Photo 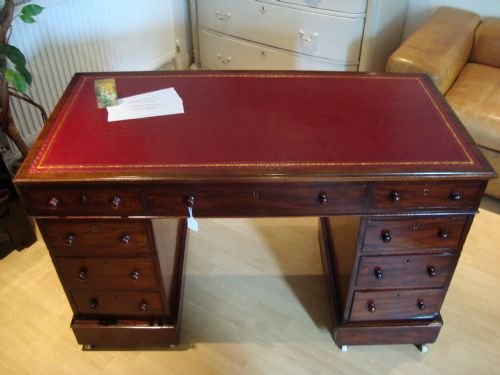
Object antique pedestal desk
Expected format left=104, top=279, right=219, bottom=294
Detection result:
left=15, top=71, right=496, bottom=350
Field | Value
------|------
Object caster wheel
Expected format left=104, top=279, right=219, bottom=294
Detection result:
left=169, top=344, right=176, bottom=349
left=341, top=345, right=348, bottom=352
left=83, top=344, right=92, bottom=350
left=416, top=344, right=428, bottom=353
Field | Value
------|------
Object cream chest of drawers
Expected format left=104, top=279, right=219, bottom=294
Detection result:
left=192, top=0, right=408, bottom=72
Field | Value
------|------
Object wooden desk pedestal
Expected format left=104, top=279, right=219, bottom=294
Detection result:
left=15, top=72, right=496, bottom=349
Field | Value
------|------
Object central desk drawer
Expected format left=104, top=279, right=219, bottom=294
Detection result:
left=146, top=182, right=366, bottom=217
left=356, top=254, right=457, bottom=289
left=71, top=290, right=163, bottom=316
left=350, top=289, right=445, bottom=321
left=57, top=258, right=158, bottom=290
left=39, top=219, right=151, bottom=257
left=362, top=217, right=466, bottom=253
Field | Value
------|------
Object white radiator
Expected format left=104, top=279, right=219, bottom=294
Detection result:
left=7, top=0, right=183, bottom=152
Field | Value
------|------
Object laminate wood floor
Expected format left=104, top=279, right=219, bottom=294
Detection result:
left=1, top=198, right=499, bottom=375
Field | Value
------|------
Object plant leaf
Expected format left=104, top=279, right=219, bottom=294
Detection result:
left=0, top=44, right=32, bottom=85
left=20, top=14, right=36, bottom=23
left=5, top=68, right=27, bottom=92
left=21, top=4, right=44, bottom=17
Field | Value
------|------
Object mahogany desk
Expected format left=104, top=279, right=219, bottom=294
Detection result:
left=15, top=71, right=496, bottom=350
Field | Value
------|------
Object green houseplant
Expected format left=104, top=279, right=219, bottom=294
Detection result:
left=0, top=0, right=46, bottom=157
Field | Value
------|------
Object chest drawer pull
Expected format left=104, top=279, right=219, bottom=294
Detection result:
left=374, top=267, right=383, bottom=279
left=437, top=230, right=449, bottom=240
left=367, top=302, right=376, bottom=313
left=89, top=298, right=98, bottom=310
left=139, top=300, right=148, bottom=312
left=131, top=269, right=140, bottom=280
left=64, top=234, right=75, bottom=246
left=450, top=191, right=462, bottom=201
left=381, top=230, right=392, bottom=243
left=417, top=299, right=426, bottom=310
left=48, top=197, right=60, bottom=209
left=120, top=233, right=131, bottom=246
left=78, top=268, right=87, bottom=280
left=427, top=266, right=437, bottom=277
left=318, top=192, right=328, bottom=205
left=110, top=196, right=122, bottom=209
left=389, top=191, right=401, bottom=202
left=298, top=29, right=319, bottom=43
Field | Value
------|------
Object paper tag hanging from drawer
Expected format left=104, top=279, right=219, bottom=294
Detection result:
left=187, top=207, right=199, bottom=232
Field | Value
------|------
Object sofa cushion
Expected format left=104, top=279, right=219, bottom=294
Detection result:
left=471, top=19, right=500, bottom=69
left=445, top=63, right=500, bottom=151
left=386, top=7, right=480, bottom=94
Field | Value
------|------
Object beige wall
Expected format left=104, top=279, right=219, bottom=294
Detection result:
left=403, top=0, right=500, bottom=39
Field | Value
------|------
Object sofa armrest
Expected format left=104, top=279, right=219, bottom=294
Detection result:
left=471, top=19, right=500, bottom=69
left=386, top=7, right=480, bottom=94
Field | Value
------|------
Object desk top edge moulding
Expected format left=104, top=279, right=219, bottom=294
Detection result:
left=14, top=71, right=496, bottom=184
left=13, top=71, right=497, bottom=350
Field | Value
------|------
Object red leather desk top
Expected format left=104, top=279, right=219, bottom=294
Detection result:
left=19, top=72, right=493, bottom=181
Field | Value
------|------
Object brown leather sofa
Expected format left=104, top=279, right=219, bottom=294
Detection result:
left=387, top=7, right=500, bottom=198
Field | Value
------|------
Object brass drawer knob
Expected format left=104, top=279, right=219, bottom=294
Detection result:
left=48, top=197, right=60, bottom=209
left=427, top=265, right=437, bottom=277
left=417, top=299, right=426, bottom=310
left=78, top=268, right=87, bottom=280
left=381, top=230, right=392, bottom=243
left=374, top=267, right=383, bottom=279
left=450, top=191, right=462, bottom=201
left=367, top=302, right=376, bottom=313
left=64, top=233, right=75, bottom=246
left=318, top=192, right=328, bottom=205
left=139, top=300, right=148, bottom=312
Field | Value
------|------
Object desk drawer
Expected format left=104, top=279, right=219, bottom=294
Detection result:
left=71, top=317, right=179, bottom=346
left=356, top=254, right=456, bottom=289
left=362, top=217, right=466, bottom=253
left=71, top=290, right=163, bottom=316
left=20, top=186, right=144, bottom=216
left=146, top=182, right=366, bottom=217
left=350, top=289, right=445, bottom=321
left=57, top=258, right=158, bottom=290
left=369, top=182, right=482, bottom=211
left=39, top=219, right=151, bottom=257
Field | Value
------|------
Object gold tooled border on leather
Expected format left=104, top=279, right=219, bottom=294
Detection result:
left=30, top=73, right=476, bottom=173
